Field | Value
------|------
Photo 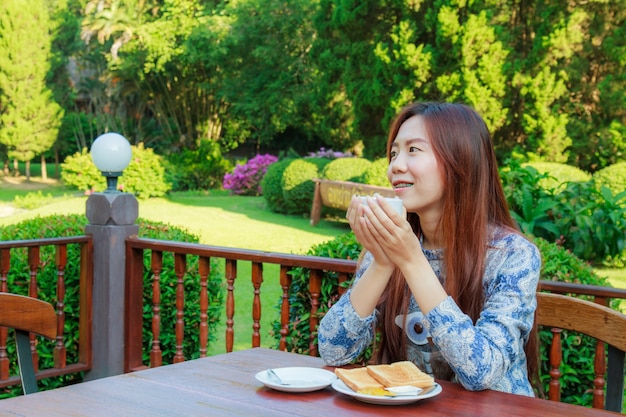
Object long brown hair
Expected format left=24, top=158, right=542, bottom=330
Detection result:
left=374, top=102, right=539, bottom=388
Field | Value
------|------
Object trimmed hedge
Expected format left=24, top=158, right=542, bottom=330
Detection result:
left=321, top=157, right=372, bottom=182
left=593, top=162, right=626, bottom=198
left=360, top=157, right=390, bottom=187
left=263, top=156, right=385, bottom=217
left=282, top=158, right=330, bottom=214
left=261, top=158, right=295, bottom=214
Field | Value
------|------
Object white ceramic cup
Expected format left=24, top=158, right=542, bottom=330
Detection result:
left=360, top=196, right=403, bottom=215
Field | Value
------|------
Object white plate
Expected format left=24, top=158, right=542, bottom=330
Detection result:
left=331, top=379, right=442, bottom=405
left=255, top=367, right=337, bottom=393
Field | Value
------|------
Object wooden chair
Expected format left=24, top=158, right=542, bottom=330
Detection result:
left=536, top=292, right=626, bottom=412
left=0, top=293, right=57, bottom=395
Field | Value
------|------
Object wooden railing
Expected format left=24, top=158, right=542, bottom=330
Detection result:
left=0, top=236, right=93, bottom=390
left=124, top=237, right=626, bottom=362
left=123, top=237, right=357, bottom=372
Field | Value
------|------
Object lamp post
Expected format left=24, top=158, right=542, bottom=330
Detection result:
left=84, top=133, right=139, bottom=381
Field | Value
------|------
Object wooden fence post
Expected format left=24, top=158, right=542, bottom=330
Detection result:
left=84, top=192, right=138, bottom=380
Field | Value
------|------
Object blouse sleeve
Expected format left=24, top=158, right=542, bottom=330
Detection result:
left=318, top=253, right=377, bottom=366
left=423, top=234, right=541, bottom=391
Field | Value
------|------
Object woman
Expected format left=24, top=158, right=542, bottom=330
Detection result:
left=318, top=102, right=541, bottom=396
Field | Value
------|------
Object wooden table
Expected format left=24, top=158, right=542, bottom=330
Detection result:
left=0, top=348, right=619, bottom=416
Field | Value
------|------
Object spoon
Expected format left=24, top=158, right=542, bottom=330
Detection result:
left=267, top=368, right=288, bottom=385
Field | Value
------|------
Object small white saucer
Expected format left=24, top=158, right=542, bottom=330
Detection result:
left=255, top=367, right=337, bottom=393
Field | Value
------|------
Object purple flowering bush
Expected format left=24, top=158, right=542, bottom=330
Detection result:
left=223, top=154, right=278, bottom=196
left=306, top=147, right=353, bottom=159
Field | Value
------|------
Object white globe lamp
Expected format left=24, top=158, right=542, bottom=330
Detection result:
left=90, top=133, right=132, bottom=193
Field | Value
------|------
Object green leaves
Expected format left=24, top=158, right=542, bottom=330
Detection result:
left=37, top=0, right=626, bottom=174
left=552, top=182, right=626, bottom=262
left=502, top=161, right=626, bottom=264
left=0, top=0, right=62, bottom=170
left=510, top=189, right=560, bottom=239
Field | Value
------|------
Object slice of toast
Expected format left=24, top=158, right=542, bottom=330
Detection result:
left=335, top=367, right=385, bottom=393
left=366, top=361, right=434, bottom=388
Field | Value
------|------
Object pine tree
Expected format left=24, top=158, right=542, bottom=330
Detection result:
left=0, top=0, right=63, bottom=180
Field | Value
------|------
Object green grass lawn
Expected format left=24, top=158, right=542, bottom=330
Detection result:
left=2, top=176, right=626, bottom=355
left=596, top=267, right=626, bottom=287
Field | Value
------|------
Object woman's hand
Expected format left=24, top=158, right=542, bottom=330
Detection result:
left=359, top=194, right=447, bottom=314
left=348, top=194, right=446, bottom=316
left=358, top=194, right=422, bottom=270
left=347, top=195, right=394, bottom=267
left=346, top=195, right=399, bottom=317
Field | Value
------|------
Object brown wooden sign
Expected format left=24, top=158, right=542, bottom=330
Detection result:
left=310, top=179, right=395, bottom=226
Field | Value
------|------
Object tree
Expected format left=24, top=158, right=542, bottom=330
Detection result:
left=82, top=0, right=138, bottom=61
left=0, top=0, right=63, bottom=180
left=216, top=0, right=321, bottom=151
left=79, top=0, right=157, bottom=145
left=80, top=0, right=231, bottom=152
left=560, top=1, right=626, bottom=170
left=311, top=0, right=410, bottom=158
left=48, top=0, right=92, bottom=176
left=307, top=0, right=626, bottom=167
left=48, top=0, right=625, bottom=171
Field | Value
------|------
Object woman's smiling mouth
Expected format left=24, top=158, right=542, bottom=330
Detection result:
left=393, top=182, right=413, bottom=189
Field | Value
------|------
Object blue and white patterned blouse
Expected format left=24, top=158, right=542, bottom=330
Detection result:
left=318, top=228, right=541, bottom=396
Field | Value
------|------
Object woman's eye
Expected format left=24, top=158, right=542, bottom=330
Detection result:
left=409, top=146, right=421, bottom=152
left=389, top=150, right=397, bottom=158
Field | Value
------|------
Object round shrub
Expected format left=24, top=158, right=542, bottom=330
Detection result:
left=282, top=158, right=330, bottom=215
left=121, top=143, right=171, bottom=199
left=261, top=158, right=295, bottom=213
left=522, top=162, right=591, bottom=191
left=592, top=162, right=626, bottom=197
left=360, top=157, right=390, bottom=186
left=61, top=144, right=172, bottom=198
left=321, top=157, right=372, bottom=182
left=0, top=214, right=224, bottom=396
left=60, top=148, right=103, bottom=192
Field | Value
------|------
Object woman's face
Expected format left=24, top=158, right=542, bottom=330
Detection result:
left=387, top=115, right=445, bottom=218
